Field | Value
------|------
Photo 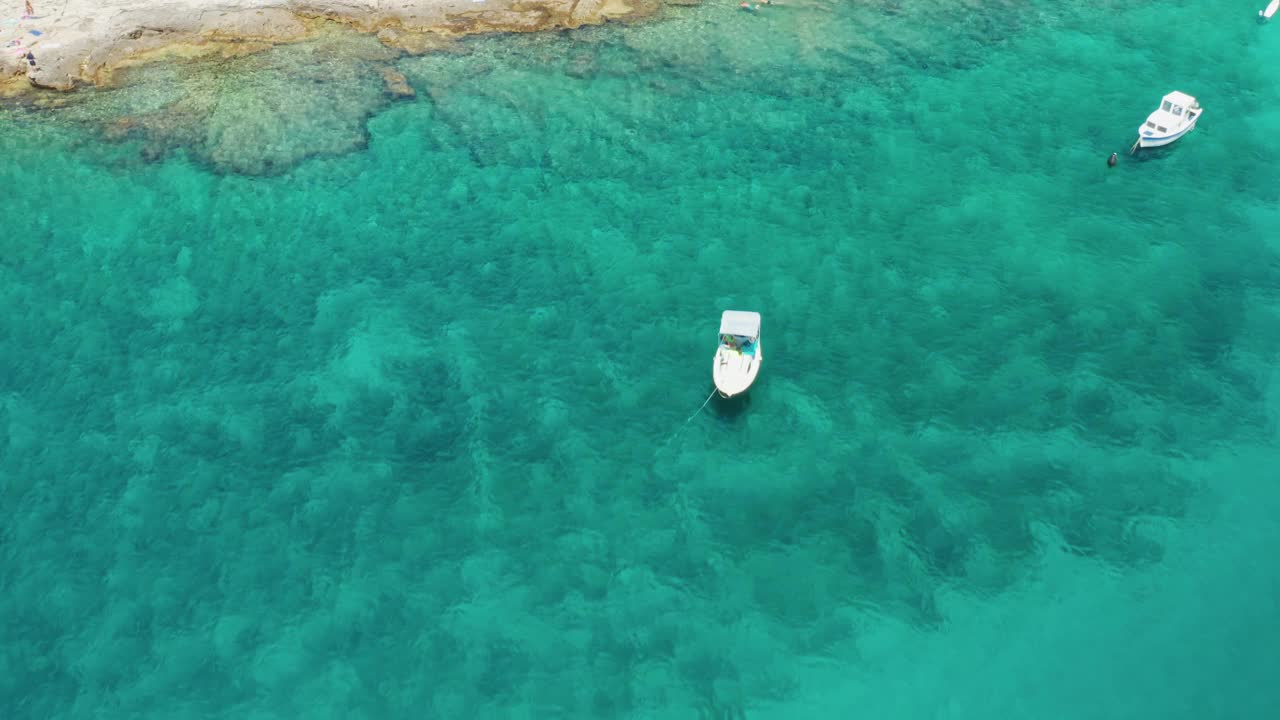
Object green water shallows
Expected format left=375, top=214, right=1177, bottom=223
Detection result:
left=2, top=0, right=1279, bottom=717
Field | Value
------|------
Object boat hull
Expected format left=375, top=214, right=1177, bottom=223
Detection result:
left=1137, top=116, right=1198, bottom=148
left=1263, top=0, right=1279, bottom=20
left=712, top=341, right=762, bottom=398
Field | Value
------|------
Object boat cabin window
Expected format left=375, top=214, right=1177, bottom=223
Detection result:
left=1157, top=125, right=1168, bottom=133
left=1171, top=105, right=1183, bottom=116
left=1161, top=100, right=1173, bottom=112
left=1145, top=121, right=1156, bottom=129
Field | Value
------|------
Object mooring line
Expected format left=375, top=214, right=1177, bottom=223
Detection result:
left=657, top=386, right=718, bottom=455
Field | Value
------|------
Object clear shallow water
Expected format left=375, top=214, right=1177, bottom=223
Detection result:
left=2, top=1, right=1280, bottom=717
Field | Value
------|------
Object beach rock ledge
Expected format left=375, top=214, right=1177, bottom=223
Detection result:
left=1, top=0, right=651, bottom=93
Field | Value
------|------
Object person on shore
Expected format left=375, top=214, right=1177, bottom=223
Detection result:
left=25, top=50, right=35, bottom=67
left=25, top=2, right=34, bottom=17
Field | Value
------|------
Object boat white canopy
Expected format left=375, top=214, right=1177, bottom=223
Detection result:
left=720, top=310, right=761, bottom=339
left=1157, top=91, right=1198, bottom=120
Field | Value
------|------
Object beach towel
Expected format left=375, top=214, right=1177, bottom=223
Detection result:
left=28, top=30, right=42, bottom=36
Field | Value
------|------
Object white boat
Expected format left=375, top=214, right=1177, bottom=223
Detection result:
left=1135, top=91, right=1202, bottom=149
left=713, top=310, right=762, bottom=398
left=1262, top=0, right=1279, bottom=21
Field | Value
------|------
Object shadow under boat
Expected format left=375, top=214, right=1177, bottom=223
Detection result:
left=708, top=383, right=753, bottom=420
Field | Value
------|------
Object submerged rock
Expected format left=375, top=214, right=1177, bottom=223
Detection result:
left=380, top=67, right=416, bottom=99
left=70, top=31, right=397, bottom=175
left=5, top=0, right=662, bottom=175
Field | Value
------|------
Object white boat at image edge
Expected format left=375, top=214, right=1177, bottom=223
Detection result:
left=1262, top=0, right=1279, bottom=21
left=713, top=310, right=762, bottom=398
left=1133, top=91, right=1202, bottom=151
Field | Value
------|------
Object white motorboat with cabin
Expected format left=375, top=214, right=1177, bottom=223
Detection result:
left=1134, top=91, right=1202, bottom=151
left=1262, top=0, right=1279, bottom=21
left=713, top=310, right=762, bottom=398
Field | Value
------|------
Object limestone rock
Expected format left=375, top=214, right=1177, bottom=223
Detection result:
left=2, top=0, right=655, bottom=96
left=379, top=66, right=415, bottom=99
left=374, top=27, right=453, bottom=55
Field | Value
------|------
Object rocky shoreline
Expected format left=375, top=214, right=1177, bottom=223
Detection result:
left=1, top=0, right=657, bottom=94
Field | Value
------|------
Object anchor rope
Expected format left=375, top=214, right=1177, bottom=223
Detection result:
left=682, top=387, right=718, bottom=427
left=657, top=386, right=718, bottom=455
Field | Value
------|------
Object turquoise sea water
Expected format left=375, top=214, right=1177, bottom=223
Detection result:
left=3, top=0, right=1280, bottom=717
